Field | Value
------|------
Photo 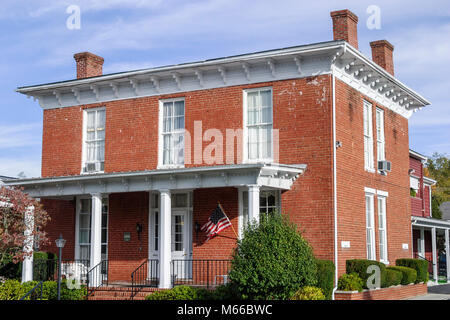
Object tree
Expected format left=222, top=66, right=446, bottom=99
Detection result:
left=228, top=213, right=317, bottom=300
left=425, top=153, right=450, bottom=219
left=0, top=187, right=50, bottom=268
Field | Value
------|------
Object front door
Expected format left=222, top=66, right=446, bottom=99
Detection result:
left=171, top=209, right=191, bottom=280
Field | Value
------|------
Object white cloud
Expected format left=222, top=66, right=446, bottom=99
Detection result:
left=0, top=123, right=42, bottom=149
left=0, top=157, right=41, bottom=178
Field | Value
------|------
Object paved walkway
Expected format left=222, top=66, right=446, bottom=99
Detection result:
left=409, top=283, right=450, bottom=300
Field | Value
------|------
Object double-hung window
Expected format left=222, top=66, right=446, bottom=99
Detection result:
left=365, top=192, right=376, bottom=260
left=83, top=108, right=105, bottom=173
left=159, top=98, right=185, bottom=167
left=244, top=88, right=273, bottom=162
left=377, top=196, right=388, bottom=263
left=376, top=108, right=385, bottom=163
left=363, top=101, right=374, bottom=171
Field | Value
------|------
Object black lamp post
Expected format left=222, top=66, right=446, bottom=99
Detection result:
left=55, top=234, right=66, bottom=300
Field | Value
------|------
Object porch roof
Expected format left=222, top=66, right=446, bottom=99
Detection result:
left=3, top=163, right=306, bottom=198
left=412, top=216, right=450, bottom=230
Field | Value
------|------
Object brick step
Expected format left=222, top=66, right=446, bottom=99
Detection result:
left=88, top=286, right=159, bottom=300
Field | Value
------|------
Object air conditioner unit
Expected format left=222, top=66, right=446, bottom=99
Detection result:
left=378, top=160, right=391, bottom=173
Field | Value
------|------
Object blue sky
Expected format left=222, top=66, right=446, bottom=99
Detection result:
left=0, top=0, right=449, bottom=178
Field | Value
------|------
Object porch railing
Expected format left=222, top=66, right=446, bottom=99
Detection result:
left=20, top=281, right=43, bottom=300
left=130, top=259, right=159, bottom=300
left=171, top=259, right=232, bottom=289
left=33, top=259, right=90, bottom=283
left=86, top=260, right=108, bottom=299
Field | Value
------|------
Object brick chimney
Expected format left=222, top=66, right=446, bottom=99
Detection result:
left=370, top=40, right=395, bottom=76
left=74, top=52, right=104, bottom=79
left=330, top=9, right=359, bottom=49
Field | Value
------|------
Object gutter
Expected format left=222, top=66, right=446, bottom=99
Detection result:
left=331, top=62, right=339, bottom=299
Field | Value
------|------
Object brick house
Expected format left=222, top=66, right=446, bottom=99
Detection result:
left=410, top=150, right=450, bottom=283
left=5, top=9, right=433, bottom=294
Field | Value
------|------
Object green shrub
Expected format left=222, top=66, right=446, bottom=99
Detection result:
left=337, top=273, right=363, bottom=292
left=0, top=279, right=25, bottom=300
left=290, top=286, right=325, bottom=300
left=384, top=269, right=402, bottom=287
left=316, top=259, right=334, bottom=300
left=395, top=259, right=428, bottom=284
left=346, top=259, right=386, bottom=289
left=209, top=283, right=241, bottom=300
left=146, top=286, right=207, bottom=300
left=229, top=213, right=317, bottom=300
left=387, top=266, right=417, bottom=285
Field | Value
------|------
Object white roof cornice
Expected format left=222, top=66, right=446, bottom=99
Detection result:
left=16, top=41, right=430, bottom=118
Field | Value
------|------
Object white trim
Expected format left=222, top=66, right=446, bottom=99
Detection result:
left=377, top=195, right=388, bottom=264
left=365, top=192, right=376, bottom=260
left=376, top=190, right=389, bottom=197
left=364, top=187, right=376, bottom=194
left=363, top=100, right=375, bottom=172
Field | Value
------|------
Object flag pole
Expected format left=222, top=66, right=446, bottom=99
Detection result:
left=218, top=201, right=238, bottom=239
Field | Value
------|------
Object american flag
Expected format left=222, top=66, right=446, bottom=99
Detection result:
left=201, top=203, right=232, bottom=241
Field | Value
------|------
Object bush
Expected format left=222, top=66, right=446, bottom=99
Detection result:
left=337, top=273, right=363, bottom=292
left=229, top=213, right=317, bottom=300
left=384, top=269, right=402, bottom=287
left=146, top=286, right=208, bottom=300
left=346, top=259, right=386, bottom=289
left=387, top=266, right=417, bottom=285
left=209, top=283, right=241, bottom=300
left=0, top=279, right=25, bottom=300
left=290, top=286, right=325, bottom=300
left=316, top=259, right=334, bottom=300
left=396, top=259, right=428, bottom=284
left=0, top=279, right=85, bottom=300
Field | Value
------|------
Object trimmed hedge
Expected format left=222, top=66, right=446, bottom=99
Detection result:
left=316, top=259, right=334, bottom=300
left=395, top=259, right=428, bottom=283
left=146, top=286, right=211, bottom=300
left=387, top=266, right=417, bottom=285
left=384, top=268, right=402, bottom=287
left=0, top=279, right=86, bottom=300
left=346, top=259, right=386, bottom=289
left=337, top=273, right=363, bottom=292
left=290, top=286, right=325, bottom=300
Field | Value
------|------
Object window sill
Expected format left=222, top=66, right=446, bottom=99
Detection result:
left=157, top=165, right=185, bottom=170
left=81, top=171, right=105, bottom=175
left=365, top=168, right=376, bottom=174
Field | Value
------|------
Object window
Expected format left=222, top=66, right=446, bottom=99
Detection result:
left=83, top=108, right=106, bottom=173
left=240, top=189, right=280, bottom=234
left=244, top=88, right=273, bottom=162
left=76, top=197, right=109, bottom=265
left=378, top=196, right=388, bottom=263
left=159, top=98, right=185, bottom=167
left=365, top=193, right=376, bottom=260
left=363, top=101, right=374, bottom=171
left=376, top=108, right=385, bottom=163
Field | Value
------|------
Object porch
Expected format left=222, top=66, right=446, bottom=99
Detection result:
left=5, top=163, right=305, bottom=290
left=412, top=216, right=450, bottom=283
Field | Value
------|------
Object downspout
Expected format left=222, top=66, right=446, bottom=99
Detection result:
left=331, top=61, right=339, bottom=300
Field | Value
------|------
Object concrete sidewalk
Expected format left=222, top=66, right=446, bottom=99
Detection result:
left=409, top=283, right=450, bottom=300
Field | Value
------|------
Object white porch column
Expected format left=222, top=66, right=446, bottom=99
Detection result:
left=90, top=193, right=102, bottom=283
left=431, top=227, right=438, bottom=283
left=159, top=189, right=172, bottom=289
left=21, top=206, right=34, bottom=283
left=420, top=227, right=425, bottom=258
left=248, top=185, right=260, bottom=225
left=445, top=229, right=450, bottom=282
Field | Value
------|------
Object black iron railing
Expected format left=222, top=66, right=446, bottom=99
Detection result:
left=130, top=259, right=159, bottom=300
left=86, top=260, right=108, bottom=299
left=171, top=259, right=231, bottom=289
left=33, top=259, right=90, bottom=283
left=20, top=281, right=43, bottom=300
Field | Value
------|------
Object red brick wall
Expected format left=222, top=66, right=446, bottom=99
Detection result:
left=335, top=78, right=411, bottom=275
left=40, top=199, right=76, bottom=260
left=107, top=192, right=149, bottom=282
left=335, top=282, right=427, bottom=300
left=423, top=185, right=431, bottom=217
